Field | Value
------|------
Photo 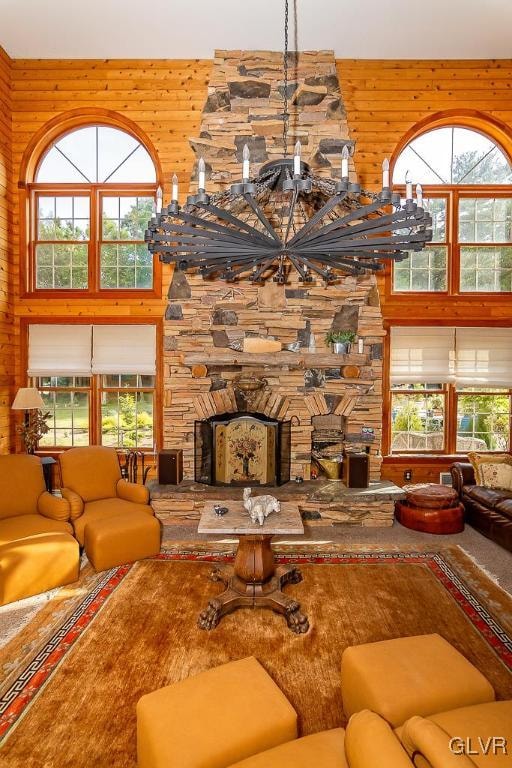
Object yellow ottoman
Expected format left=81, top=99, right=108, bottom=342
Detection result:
left=0, top=532, right=80, bottom=605
left=226, top=729, right=347, bottom=768
left=341, top=633, right=495, bottom=728
left=137, top=657, right=298, bottom=768
left=84, top=513, right=161, bottom=572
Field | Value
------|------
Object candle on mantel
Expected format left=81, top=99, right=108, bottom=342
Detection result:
left=294, top=141, right=302, bottom=176
left=382, top=158, right=390, bottom=188
left=171, top=173, right=179, bottom=202
left=341, top=145, right=350, bottom=180
left=156, top=185, right=163, bottom=214
left=416, top=183, right=423, bottom=208
left=405, top=171, right=413, bottom=201
left=198, top=157, right=206, bottom=191
left=242, top=144, right=250, bottom=181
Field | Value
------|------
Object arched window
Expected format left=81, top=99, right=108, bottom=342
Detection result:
left=392, top=125, right=512, bottom=294
left=389, top=123, right=512, bottom=458
left=29, top=124, right=158, bottom=293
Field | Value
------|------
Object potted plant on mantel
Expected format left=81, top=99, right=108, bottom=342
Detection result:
left=325, top=330, right=356, bottom=354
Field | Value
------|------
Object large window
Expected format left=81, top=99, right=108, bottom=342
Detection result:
left=28, top=323, right=157, bottom=450
left=389, top=326, right=512, bottom=454
left=392, top=126, right=512, bottom=294
left=29, top=125, right=157, bottom=295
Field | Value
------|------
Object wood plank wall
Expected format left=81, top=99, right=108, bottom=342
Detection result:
left=0, top=47, right=13, bottom=452
left=3, top=56, right=512, bottom=482
left=8, top=58, right=212, bottom=448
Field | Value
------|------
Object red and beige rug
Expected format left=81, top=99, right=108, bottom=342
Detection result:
left=0, top=544, right=511, bottom=767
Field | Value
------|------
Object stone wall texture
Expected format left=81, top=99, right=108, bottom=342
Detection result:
left=163, top=50, right=384, bottom=481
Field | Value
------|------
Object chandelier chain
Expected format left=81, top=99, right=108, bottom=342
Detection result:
left=282, top=0, right=289, bottom=158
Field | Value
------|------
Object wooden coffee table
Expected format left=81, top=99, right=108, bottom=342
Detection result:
left=197, top=501, right=309, bottom=634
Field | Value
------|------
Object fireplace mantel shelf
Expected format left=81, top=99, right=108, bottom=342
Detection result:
left=182, top=352, right=370, bottom=370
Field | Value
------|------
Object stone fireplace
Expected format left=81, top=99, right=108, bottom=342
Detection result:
left=194, top=411, right=291, bottom=486
left=161, top=50, right=385, bottom=485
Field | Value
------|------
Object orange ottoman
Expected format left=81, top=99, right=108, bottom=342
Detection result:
left=341, top=634, right=495, bottom=728
left=137, top=657, right=297, bottom=768
left=84, top=513, right=161, bottom=572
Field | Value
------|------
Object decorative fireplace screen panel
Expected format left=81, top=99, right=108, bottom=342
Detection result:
left=194, top=412, right=291, bottom=487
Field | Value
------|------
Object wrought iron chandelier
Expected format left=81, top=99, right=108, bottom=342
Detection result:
left=145, top=2, right=432, bottom=284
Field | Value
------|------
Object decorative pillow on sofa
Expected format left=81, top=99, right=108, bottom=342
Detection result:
left=479, top=462, right=512, bottom=491
left=467, top=452, right=512, bottom=485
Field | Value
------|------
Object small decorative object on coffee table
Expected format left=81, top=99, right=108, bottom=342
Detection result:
left=242, top=487, right=280, bottom=526
left=197, top=500, right=309, bottom=634
left=395, top=483, right=464, bottom=534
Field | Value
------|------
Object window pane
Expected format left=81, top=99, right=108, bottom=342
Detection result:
left=391, top=392, right=445, bottom=451
left=102, top=196, right=154, bottom=240
left=393, top=127, right=512, bottom=186
left=424, top=198, right=447, bottom=242
left=36, top=126, right=156, bottom=183
left=457, top=394, right=510, bottom=452
left=100, top=244, right=153, bottom=289
left=392, top=383, right=443, bottom=391
left=101, top=391, right=154, bottom=448
left=36, top=244, right=88, bottom=289
left=38, top=390, right=90, bottom=447
left=393, top=246, right=447, bottom=292
left=460, top=246, right=512, bottom=292
left=38, top=196, right=90, bottom=241
left=458, top=198, right=512, bottom=243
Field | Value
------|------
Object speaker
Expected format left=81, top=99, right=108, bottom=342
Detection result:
left=342, top=451, right=369, bottom=488
left=158, top=449, right=183, bottom=485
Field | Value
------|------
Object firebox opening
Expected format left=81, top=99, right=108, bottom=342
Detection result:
left=194, top=412, right=291, bottom=487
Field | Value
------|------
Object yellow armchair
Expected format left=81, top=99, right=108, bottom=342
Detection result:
left=0, top=454, right=78, bottom=606
left=59, top=446, right=154, bottom=546
left=0, top=454, right=73, bottom=545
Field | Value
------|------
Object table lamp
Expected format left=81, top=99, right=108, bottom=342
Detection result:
left=11, top=387, right=46, bottom=453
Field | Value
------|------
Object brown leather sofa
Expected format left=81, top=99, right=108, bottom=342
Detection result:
left=0, top=454, right=80, bottom=605
left=451, top=462, right=512, bottom=552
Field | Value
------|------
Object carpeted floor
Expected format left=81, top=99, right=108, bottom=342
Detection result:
left=0, top=544, right=511, bottom=768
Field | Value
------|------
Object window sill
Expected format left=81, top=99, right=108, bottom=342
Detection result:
left=21, top=288, right=162, bottom=300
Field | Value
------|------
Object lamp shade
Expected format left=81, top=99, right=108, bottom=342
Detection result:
left=11, top=387, right=45, bottom=410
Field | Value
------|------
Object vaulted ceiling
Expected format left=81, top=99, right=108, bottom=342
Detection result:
left=1, top=0, right=511, bottom=59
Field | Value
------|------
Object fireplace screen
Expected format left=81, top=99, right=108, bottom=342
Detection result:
left=195, top=412, right=291, bottom=487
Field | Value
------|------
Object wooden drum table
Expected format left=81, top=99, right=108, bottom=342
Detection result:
left=197, top=501, right=309, bottom=634
left=395, top=483, right=464, bottom=534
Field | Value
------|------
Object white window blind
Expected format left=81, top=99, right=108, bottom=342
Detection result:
left=91, top=325, right=156, bottom=375
left=28, top=324, right=92, bottom=376
left=455, top=327, right=512, bottom=387
left=390, top=326, right=455, bottom=384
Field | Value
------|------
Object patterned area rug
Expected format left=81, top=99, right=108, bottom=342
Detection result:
left=0, top=544, right=511, bottom=767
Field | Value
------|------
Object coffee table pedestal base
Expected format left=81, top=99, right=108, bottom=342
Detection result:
left=198, top=534, right=309, bottom=634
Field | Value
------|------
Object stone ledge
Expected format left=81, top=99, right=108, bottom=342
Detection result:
left=148, top=479, right=404, bottom=528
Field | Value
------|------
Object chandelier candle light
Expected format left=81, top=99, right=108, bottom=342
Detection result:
left=145, top=4, right=432, bottom=283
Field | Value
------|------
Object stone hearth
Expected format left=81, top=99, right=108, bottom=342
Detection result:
left=149, top=479, right=405, bottom=528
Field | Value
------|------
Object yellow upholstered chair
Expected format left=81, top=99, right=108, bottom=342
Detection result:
left=0, top=454, right=73, bottom=544
left=59, top=446, right=160, bottom=571
left=0, top=454, right=79, bottom=605
left=59, top=446, right=154, bottom=546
